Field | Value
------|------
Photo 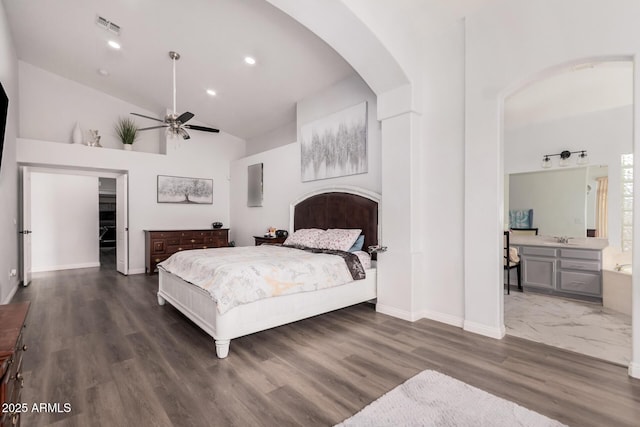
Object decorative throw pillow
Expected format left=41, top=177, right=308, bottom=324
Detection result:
left=348, top=235, right=365, bottom=252
left=314, top=228, right=362, bottom=252
left=283, top=228, right=325, bottom=247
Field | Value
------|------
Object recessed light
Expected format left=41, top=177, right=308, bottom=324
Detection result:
left=244, top=56, right=256, bottom=65
left=107, top=40, right=121, bottom=50
left=206, top=89, right=217, bottom=96
left=97, top=68, right=109, bottom=76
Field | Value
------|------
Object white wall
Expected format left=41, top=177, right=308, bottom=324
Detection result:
left=0, top=0, right=20, bottom=303
left=505, top=106, right=632, bottom=174
left=230, top=74, right=381, bottom=247
left=246, top=121, right=296, bottom=156
left=31, top=172, right=100, bottom=272
left=465, top=0, right=640, bottom=376
left=19, top=62, right=162, bottom=153
left=509, top=168, right=587, bottom=237
left=16, top=66, right=246, bottom=274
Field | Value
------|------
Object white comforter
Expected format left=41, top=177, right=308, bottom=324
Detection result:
left=158, top=245, right=363, bottom=314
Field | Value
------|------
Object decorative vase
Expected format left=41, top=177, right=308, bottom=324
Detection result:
left=123, top=144, right=132, bottom=151
left=72, top=122, right=82, bottom=144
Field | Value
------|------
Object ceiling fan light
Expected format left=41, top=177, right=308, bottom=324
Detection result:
left=244, top=56, right=256, bottom=65
left=179, top=128, right=190, bottom=140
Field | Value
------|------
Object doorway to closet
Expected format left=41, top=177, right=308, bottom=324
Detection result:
left=19, top=166, right=128, bottom=284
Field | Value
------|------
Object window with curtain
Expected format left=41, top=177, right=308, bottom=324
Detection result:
left=621, top=154, right=633, bottom=252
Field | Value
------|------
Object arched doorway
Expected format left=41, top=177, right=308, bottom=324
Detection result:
left=500, top=58, right=633, bottom=365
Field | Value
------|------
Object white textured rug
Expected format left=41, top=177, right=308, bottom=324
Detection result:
left=336, top=370, right=567, bottom=427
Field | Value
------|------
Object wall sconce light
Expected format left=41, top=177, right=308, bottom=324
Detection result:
left=541, top=150, right=588, bottom=169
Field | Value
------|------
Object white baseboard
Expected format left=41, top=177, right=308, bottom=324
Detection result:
left=2, top=283, right=19, bottom=305
left=32, top=262, right=101, bottom=272
left=376, top=304, right=422, bottom=322
left=420, top=309, right=464, bottom=328
left=463, top=320, right=505, bottom=339
left=628, top=361, right=640, bottom=379
left=376, top=305, right=466, bottom=327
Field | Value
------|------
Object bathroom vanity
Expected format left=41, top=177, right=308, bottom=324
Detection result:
left=510, top=236, right=608, bottom=302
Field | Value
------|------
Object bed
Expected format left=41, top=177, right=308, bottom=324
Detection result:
left=157, top=188, right=380, bottom=358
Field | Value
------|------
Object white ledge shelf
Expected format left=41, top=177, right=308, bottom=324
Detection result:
left=17, top=138, right=167, bottom=172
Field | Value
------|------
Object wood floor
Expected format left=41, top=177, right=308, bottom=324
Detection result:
left=11, top=267, right=640, bottom=427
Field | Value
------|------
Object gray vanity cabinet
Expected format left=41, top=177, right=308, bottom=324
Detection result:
left=520, top=246, right=557, bottom=290
left=517, top=244, right=602, bottom=300
left=557, top=248, right=602, bottom=297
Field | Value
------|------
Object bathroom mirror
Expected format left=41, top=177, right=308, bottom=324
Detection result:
left=509, top=165, right=608, bottom=238
left=247, top=163, right=263, bottom=207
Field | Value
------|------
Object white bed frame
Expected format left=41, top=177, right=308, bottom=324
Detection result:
left=157, top=267, right=376, bottom=358
left=157, top=186, right=381, bottom=358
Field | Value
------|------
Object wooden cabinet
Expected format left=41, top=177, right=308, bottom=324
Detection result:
left=253, top=235, right=287, bottom=246
left=0, top=302, right=29, bottom=427
left=144, top=229, right=229, bottom=274
left=518, top=244, right=602, bottom=301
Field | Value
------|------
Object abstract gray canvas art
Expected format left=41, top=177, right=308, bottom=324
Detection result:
left=300, top=101, right=367, bottom=182
left=157, top=175, right=213, bottom=204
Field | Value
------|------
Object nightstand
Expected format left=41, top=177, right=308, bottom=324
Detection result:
left=254, top=235, right=287, bottom=246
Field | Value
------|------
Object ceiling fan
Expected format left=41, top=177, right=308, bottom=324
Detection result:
left=131, top=51, right=219, bottom=140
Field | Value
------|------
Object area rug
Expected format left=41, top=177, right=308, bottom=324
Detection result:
left=336, top=370, right=566, bottom=426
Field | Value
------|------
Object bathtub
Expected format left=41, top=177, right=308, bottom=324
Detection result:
left=603, top=266, right=632, bottom=315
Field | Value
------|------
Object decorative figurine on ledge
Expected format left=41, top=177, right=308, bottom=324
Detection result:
left=87, top=129, right=102, bottom=147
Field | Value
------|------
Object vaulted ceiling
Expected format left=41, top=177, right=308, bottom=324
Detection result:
left=3, top=0, right=356, bottom=140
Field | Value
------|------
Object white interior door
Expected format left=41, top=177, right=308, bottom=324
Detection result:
left=20, top=166, right=32, bottom=286
left=116, top=174, right=129, bottom=275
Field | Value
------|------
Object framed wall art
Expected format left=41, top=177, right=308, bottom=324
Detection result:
left=300, top=101, right=367, bottom=182
left=157, top=175, right=213, bottom=204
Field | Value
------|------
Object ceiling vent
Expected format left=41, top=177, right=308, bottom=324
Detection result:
left=96, top=15, right=121, bottom=35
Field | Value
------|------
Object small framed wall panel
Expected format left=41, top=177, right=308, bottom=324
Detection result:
left=247, top=163, right=263, bottom=207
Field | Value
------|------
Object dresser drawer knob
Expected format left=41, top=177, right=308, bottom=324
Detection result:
left=179, top=247, right=183, bottom=251
left=15, top=372, right=24, bottom=387
left=191, top=239, right=195, bottom=243
left=155, top=258, right=160, bottom=263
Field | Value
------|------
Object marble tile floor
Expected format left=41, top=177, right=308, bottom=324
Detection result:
left=504, top=291, right=632, bottom=366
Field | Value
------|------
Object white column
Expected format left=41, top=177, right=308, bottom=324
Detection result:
left=376, top=86, right=423, bottom=320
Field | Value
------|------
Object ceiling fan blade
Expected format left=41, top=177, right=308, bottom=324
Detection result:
left=138, top=125, right=168, bottom=131
left=177, top=112, right=194, bottom=124
left=184, top=124, right=220, bottom=133
left=131, top=112, right=165, bottom=123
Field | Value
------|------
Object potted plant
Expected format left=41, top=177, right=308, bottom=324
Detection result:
left=115, top=117, right=138, bottom=150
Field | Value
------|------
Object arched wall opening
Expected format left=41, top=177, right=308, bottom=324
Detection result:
left=264, top=0, right=425, bottom=319
left=464, top=0, right=640, bottom=378
left=498, top=56, right=634, bottom=365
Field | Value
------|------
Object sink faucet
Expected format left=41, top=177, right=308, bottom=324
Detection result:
left=615, top=263, right=632, bottom=271
left=555, top=236, right=570, bottom=244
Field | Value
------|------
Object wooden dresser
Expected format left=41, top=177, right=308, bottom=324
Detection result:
left=0, top=302, right=29, bottom=427
left=144, top=229, right=229, bottom=274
